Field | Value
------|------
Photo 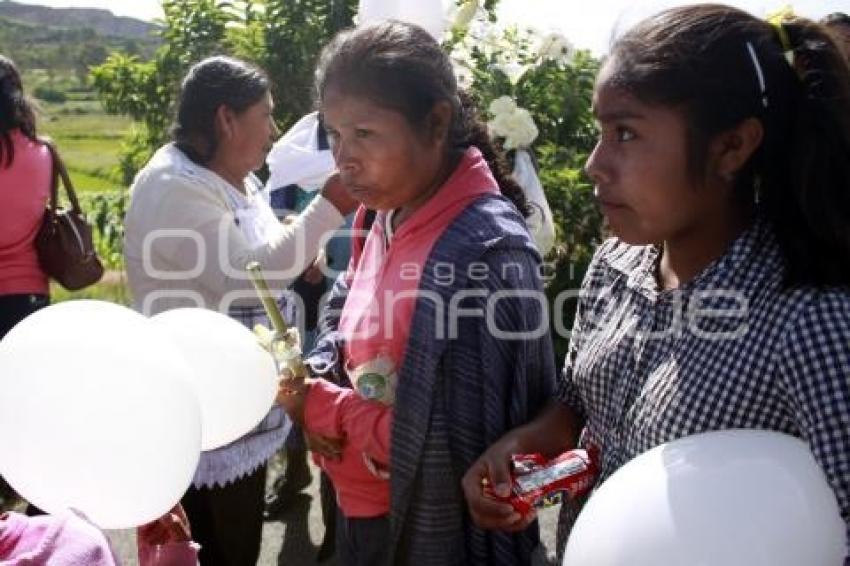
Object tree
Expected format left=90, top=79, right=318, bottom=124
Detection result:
left=75, top=42, right=109, bottom=86
left=260, top=0, right=357, bottom=129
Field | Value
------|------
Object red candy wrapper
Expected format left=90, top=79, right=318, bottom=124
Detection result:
left=483, top=449, right=599, bottom=518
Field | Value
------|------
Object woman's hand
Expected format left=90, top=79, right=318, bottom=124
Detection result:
left=321, top=173, right=359, bottom=216
left=306, top=432, right=345, bottom=461
left=462, top=433, right=536, bottom=532
left=137, top=503, right=192, bottom=546
left=277, top=370, right=346, bottom=461
left=276, top=369, right=312, bottom=426
left=463, top=403, right=583, bottom=532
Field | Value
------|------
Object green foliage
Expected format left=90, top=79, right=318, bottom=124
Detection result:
left=50, top=273, right=131, bottom=305
left=91, top=0, right=238, bottom=182
left=78, top=191, right=128, bottom=270
left=261, top=0, right=357, bottom=129
left=33, top=85, right=67, bottom=103
left=37, top=98, right=131, bottom=190
left=0, top=16, right=156, bottom=86
left=449, top=13, right=603, bottom=358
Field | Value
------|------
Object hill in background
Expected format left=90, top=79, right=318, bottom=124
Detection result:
left=0, top=0, right=156, bottom=38
left=0, top=0, right=158, bottom=80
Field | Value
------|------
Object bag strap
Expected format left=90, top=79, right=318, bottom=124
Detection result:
left=40, top=138, right=82, bottom=215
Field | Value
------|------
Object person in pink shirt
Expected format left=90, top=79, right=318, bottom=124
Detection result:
left=0, top=55, right=52, bottom=510
left=277, top=21, right=557, bottom=566
left=0, top=55, right=51, bottom=341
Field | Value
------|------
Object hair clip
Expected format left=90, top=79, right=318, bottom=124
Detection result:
left=767, top=6, right=795, bottom=66
left=746, top=42, right=769, bottom=108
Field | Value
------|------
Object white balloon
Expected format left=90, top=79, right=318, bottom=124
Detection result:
left=358, top=0, right=449, bottom=41
left=0, top=300, right=201, bottom=529
left=563, top=429, right=845, bottom=566
left=151, top=308, right=282, bottom=451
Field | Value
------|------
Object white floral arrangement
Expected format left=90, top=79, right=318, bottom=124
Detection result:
left=487, top=95, right=539, bottom=150
left=448, top=2, right=575, bottom=91
left=537, top=31, right=574, bottom=65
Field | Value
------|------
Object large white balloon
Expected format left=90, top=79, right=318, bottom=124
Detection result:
left=0, top=300, right=201, bottom=529
left=563, top=429, right=845, bottom=566
left=151, top=308, right=282, bottom=451
left=358, top=0, right=448, bottom=41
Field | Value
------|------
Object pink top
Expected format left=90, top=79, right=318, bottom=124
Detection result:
left=0, top=512, right=199, bottom=566
left=0, top=130, right=51, bottom=295
left=304, top=147, right=500, bottom=517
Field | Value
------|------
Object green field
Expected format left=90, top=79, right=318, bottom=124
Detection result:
left=50, top=272, right=131, bottom=306
left=38, top=99, right=131, bottom=191
left=23, top=70, right=133, bottom=192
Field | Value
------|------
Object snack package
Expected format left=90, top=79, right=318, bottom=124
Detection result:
left=483, top=449, right=599, bottom=517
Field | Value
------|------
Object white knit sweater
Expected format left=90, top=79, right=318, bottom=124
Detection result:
left=124, top=143, right=343, bottom=317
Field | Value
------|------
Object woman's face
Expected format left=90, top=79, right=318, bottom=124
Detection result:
left=584, top=62, right=732, bottom=245
left=320, top=89, right=447, bottom=212
left=220, top=92, right=278, bottom=175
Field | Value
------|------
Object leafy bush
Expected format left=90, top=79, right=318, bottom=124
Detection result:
left=33, top=85, right=67, bottom=103
left=78, top=190, right=127, bottom=270
left=447, top=7, right=604, bottom=357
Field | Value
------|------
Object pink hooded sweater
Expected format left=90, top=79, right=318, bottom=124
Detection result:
left=0, top=131, right=51, bottom=296
left=303, top=147, right=500, bottom=517
left=0, top=511, right=199, bottom=566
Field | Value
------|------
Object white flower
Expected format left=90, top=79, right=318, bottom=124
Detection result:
left=451, top=47, right=476, bottom=90
left=498, top=59, right=530, bottom=85
left=453, top=62, right=474, bottom=89
left=537, top=31, right=573, bottom=64
left=452, top=0, right=480, bottom=32
left=502, top=108, right=539, bottom=149
left=488, top=95, right=517, bottom=116
left=488, top=98, right=538, bottom=150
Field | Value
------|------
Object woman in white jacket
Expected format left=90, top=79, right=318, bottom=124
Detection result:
left=123, top=56, right=356, bottom=565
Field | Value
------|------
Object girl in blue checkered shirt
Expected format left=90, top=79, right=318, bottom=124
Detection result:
left=463, top=3, right=850, bottom=558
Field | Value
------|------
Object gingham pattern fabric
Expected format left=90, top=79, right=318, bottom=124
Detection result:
left=556, top=216, right=850, bottom=558
left=228, top=294, right=297, bottom=331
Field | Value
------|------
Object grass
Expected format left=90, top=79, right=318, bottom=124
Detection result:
left=50, top=271, right=132, bottom=306
left=31, top=90, right=133, bottom=192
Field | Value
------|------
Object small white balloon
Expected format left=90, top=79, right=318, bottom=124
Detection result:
left=563, top=429, right=845, bottom=566
left=358, top=0, right=449, bottom=41
left=151, top=308, right=281, bottom=451
left=0, top=300, right=201, bottom=529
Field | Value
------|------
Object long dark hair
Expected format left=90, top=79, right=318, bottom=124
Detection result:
left=607, top=4, right=850, bottom=288
left=171, top=56, right=270, bottom=165
left=314, top=20, right=530, bottom=217
left=0, top=55, right=38, bottom=168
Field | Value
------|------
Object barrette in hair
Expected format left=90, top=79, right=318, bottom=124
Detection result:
left=746, top=42, right=768, bottom=109
left=766, top=5, right=795, bottom=66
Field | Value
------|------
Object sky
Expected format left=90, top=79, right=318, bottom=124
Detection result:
left=10, top=0, right=850, bottom=54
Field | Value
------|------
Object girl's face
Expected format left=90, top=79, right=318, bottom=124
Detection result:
left=320, top=89, right=447, bottom=212
left=220, top=92, right=278, bottom=175
left=585, top=63, right=733, bottom=246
